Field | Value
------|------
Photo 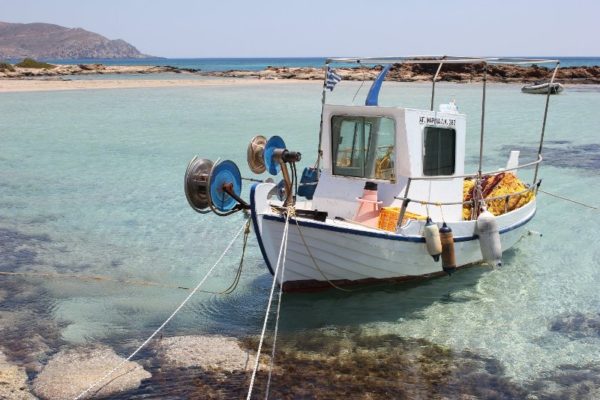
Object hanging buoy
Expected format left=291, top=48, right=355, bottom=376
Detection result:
left=476, top=210, right=502, bottom=267
left=423, top=218, right=442, bottom=262
left=439, top=222, right=456, bottom=274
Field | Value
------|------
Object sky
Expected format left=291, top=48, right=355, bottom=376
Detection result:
left=1, top=0, right=598, bottom=58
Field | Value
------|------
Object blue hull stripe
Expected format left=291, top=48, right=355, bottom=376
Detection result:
left=250, top=184, right=275, bottom=275
left=262, top=209, right=536, bottom=243
left=251, top=184, right=535, bottom=276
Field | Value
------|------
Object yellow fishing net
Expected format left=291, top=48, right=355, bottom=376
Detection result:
left=462, top=173, right=535, bottom=220
left=378, top=207, right=427, bottom=232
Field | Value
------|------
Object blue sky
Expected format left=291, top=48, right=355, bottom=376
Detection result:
left=1, top=0, right=598, bottom=57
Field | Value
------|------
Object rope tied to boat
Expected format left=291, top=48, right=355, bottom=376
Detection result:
left=2, top=219, right=252, bottom=296
left=211, top=219, right=251, bottom=295
left=293, top=216, right=353, bottom=292
left=73, top=221, right=249, bottom=400
left=246, top=211, right=291, bottom=400
left=538, top=189, right=598, bottom=211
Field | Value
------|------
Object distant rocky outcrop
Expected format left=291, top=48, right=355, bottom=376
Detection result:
left=0, top=63, right=198, bottom=78
left=206, top=63, right=600, bottom=84
left=0, top=21, right=152, bottom=59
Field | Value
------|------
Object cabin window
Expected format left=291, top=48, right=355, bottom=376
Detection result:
left=331, top=116, right=395, bottom=180
left=423, top=127, right=456, bottom=176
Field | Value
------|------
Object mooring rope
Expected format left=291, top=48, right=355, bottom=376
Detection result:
left=0, top=271, right=192, bottom=291
left=73, top=221, right=248, bottom=400
left=263, top=208, right=292, bottom=399
left=1, top=221, right=252, bottom=297
left=538, top=189, right=598, bottom=210
left=212, top=220, right=251, bottom=295
left=246, top=212, right=291, bottom=400
left=293, top=218, right=352, bottom=292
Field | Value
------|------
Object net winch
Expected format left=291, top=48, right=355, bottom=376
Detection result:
left=184, top=135, right=302, bottom=216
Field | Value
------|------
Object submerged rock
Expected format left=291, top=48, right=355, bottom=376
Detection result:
left=527, top=364, right=600, bottom=400
left=133, top=331, right=526, bottom=399
left=0, top=350, right=36, bottom=400
left=0, top=309, right=63, bottom=373
left=500, top=142, right=600, bottom=172
left=32, top=346, right=150, bottom=400
left=550, top=312, right=600, bottom=339
left=154, top=335, right=262, bottom=372
left=109, top=329, right=600, bottom=399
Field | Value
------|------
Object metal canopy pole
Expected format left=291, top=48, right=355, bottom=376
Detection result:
left=478, top=63, right=488, bottom=177
left=316, top=63, right=330, bottom=168
left=473, top=63, right=488, bottom=215
left=430, top=61, right=445, bottom=111
left=532, top=62, right=560, bottom=186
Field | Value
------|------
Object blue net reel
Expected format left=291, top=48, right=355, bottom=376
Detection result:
left=263, top=135, right=286, bottom=176
left=209, top=160, right=243, bottom=213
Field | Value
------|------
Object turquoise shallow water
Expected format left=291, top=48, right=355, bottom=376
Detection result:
left=1, top=80, right=600, bottom=396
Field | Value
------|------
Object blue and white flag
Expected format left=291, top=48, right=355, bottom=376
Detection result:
left=325, top=67, right=342, bottom=91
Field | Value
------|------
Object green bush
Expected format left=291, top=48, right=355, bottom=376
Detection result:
left=15, top=58, right=56, bottom=69
left=0, top=61, right=15, bottom=72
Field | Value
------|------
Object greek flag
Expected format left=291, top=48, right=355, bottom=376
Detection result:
left=325, top=67, right=342, bottom=91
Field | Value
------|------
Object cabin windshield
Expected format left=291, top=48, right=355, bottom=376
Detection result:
left=331, top=115, right=395, bottom=180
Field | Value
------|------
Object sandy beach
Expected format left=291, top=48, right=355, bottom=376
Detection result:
left=2, top=61, right=599, bottom=94
left=0, top=77, right=309, bottom=93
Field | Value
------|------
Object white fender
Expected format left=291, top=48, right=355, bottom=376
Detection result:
left=423, top=218, right=442, bottom=261
left=477, top=210, right=502, bottom=266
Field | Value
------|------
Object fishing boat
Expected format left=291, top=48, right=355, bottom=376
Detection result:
left=184, top=56, right=560, bottom=291
left=521, top=81, right=564, bottom=94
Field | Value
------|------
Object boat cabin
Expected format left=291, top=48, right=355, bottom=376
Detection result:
left=312, top=104, right=466, bottom=222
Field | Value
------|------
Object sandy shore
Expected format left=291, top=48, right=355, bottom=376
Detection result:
left=1, top=62, right=598, bottom=92
left=0, top=77, right=310, bottom=93
left=0, top=76, right=594, bottom=94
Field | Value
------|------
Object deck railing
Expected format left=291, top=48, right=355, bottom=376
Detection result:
left=394, top=155, right=543, bottom=228
left=317, top=56, right=558, bottom=230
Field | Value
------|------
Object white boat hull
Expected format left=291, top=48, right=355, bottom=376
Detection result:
left=521, top=82, right=564, bottom=94
left=250, top=183, right=536, bottom=291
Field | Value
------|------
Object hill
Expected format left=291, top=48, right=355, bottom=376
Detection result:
left=0, top=21, right=152, bottom=59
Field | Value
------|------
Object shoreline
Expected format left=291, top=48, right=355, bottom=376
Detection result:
left=1, top=76, right=598, bottom=93
left=0, top=77, right=267, bottom=92
left=1, top=62, right=600, bottom=85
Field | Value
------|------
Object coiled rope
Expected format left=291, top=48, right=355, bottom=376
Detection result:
left=73, top=220, right=249, bottom=400
left=246, top=211, right=291, bottom=400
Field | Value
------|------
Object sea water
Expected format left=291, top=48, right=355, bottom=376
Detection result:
left=1, top=80, right=600, bottom=396
left=40, top=56, right=600, bottom=70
